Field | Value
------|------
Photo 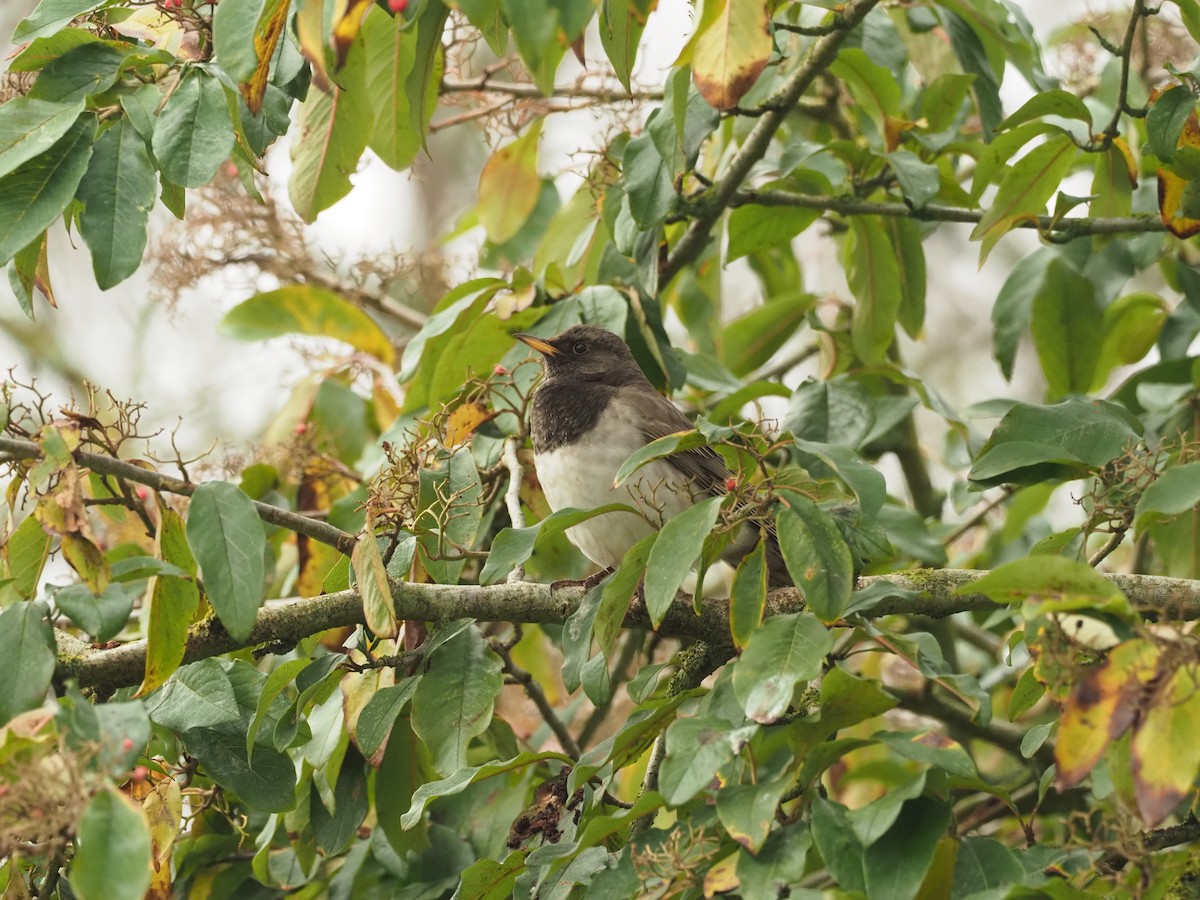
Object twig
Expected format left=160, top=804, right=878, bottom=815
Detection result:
left=1095, top=0, right=1155, bottom=147
left=492, top=639, right=582, bottom=758
left=944, top=487, right=1016, bottom=547
left=1096, top=813, right=1200, bottom=873
left=733, top=190, right=1169, bottom=236
left=0, top=435, right=357, bottom=556
left=441, top=77, right=662, bottom=102
left=1088, top=530, right=1127, bottom=567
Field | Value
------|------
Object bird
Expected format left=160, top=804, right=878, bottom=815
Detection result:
left=515, top=324, right=785, bottom=584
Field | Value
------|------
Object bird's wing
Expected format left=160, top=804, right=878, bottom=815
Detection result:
left=619, top=388, right=730, bottom=495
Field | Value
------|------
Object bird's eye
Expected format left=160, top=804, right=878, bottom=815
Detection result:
left=572, top=341, right=587, bottom=354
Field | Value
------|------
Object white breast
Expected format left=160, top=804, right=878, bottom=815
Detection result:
left=535, top=403, right=702, bottom=570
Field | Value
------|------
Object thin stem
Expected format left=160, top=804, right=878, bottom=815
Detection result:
left=735, top=190, right=1168, bottom=236
left=492, top=639, right=582, bottom=758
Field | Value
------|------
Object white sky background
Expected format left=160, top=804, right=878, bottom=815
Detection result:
left=0, top=0, right=1143, bottom=470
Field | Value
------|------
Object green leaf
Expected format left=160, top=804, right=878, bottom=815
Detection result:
left=147, top=658, right=242, bottom=732
left=27, top=42, right=129, bottom=104
left=184, top=726, right=298, bottom=812
left=0, top=114, right=95, bottom=267
left=998, top=88, right=1093, bottom=131
left=737, top=826, right=813, bottom=898
left=5, top=513, right=52, bottom=598
left=811, top=797, right=866, bottom=892
left=968, top=397, right=1142, bottom=487
left=862, top=796, right=952, bottom=900
left=456, top=850, right=529, bottom=900
left=731, top=612, right=831, bottom=724
left=594, top=533, right=656, bottom=655
left=1147, top=84, right=1196, bottom=163
left=52, top=583, right=135, bottom=641
left=14, top=0, right=107, bottom=43
left=0, top=601, right=56, bottom=725
left=966, top=556, right=1135, bottom=620
left=212, top=0, right=286, bottom=82
left=288, top=29, right=373, bottom=221
left=658, top=717, right=758, bottom=804
left=643, top=495, right=724, bottom=628
left=1134, top=462, right=1200, bottom=532
left=829, top=47, right=902, bottom=140
left=729, top=535, right=767, bottom=650
left=845, top=215, right=902, bottom=364
left=480, top=503, right=639, bottom=585
left=221, top=284, right=396, bottom=365
left=599, top=0, right=652, bottom=94
left=363, top=4, right=441, bottom=171
left=887, top=216, right=927, bottom=338
left=886, top=150, right=940, bottom=210
left=244, top=657, right=311, bottom=761
left=776, top=491, right=854, bottom=623
left=152, top=71, right=236, bottom=189
left=790, top=439, right=887, bottom=519
left=0, top=97, right=84, bottom=180
left=138, top=507, right=200, bottom=696
left=970, top=132, right=1078, bottom=264
left=70, top=788, right=153, bottom=900
left=402, top=751, right=572, bottom=828
left=726, top=205, right=820, bottom=262
left=357, top=676, right=421, bottom=759
left=991, top=247, right=1054, bottom=380
left=311, top=761, right=369, bottom=855
left=715, top=777, right=791, bottom=854
left=410, top=626, right=504, bottom=776
left=613, top=430, right=710, bottom=488
left=622, top=132, right=673, bottom=228
left=721, top=292, right=813, bottom=375
left=498, top=0, right=592, bottom=95
left=353, top=531, right=397, bottom=639
left=477, top=120, right=543, bottom=244
left=76, top=118, right=156, bottom=289
left=1008, top=667, right=1044, bottom=721
left=1093, top=292, right=1168, bottom=388
left=952, top=837, right=1025, bottom=897
left=1030, top=257, right=1104, bottom=399
left=186, top=481, right=267, bottom=642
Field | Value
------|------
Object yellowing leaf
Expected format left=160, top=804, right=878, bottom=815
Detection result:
left=444, top=401, right=496, bottom=448
left=970, top=132, right=1078, bottom=265
left=477, top=120, right=543, bottom=244
left=689, top=0, right=771, bottom=111
left=353, top=517, right=397, bottom=639
left=331, top=0, right=373, bottom=70
left=1157, top=109, right=1200, bottom=237
left=244, top=0, right=293, bottom=114
left=1131, top=663, right=1200, bottom=826
left=221, top=284, right=395, bottom=365
left=1055, top=639, right=1161, bottom=790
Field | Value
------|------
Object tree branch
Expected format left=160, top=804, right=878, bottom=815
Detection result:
left=0, top=435, right=358, bottom=556
left=441, top=77, right=662, bottom=103
left=733, top=190, right=1169, bottom=236
left=53, top=569, right=1200, bottom=693
left=660, top=0, right=882, bottom=288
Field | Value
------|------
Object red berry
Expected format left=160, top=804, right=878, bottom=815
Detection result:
left=131, top=766, right=149, bottom=782
left=493, top=365, right=507, bottom=376
left=388, top=0, right=407, bottom=11
left=294, top=422, right=308, bottom=435
left=122, top=738, right=134, bottom=751
left=135, top=486, right=149, bottom=501
left=724, top=477, right=737, bottom=492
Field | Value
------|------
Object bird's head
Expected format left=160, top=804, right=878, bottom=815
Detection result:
left=514, top=324, right=643, bottom=386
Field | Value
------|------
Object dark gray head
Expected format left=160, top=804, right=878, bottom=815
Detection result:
left=515, top=325, right=648, bottom=387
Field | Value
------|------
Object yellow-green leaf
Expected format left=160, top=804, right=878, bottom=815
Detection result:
left=1131, top=664, right=1200, bottom=827
left=221, top=284, right=395, bottom=366
left=477, top=120, right=542, bottom=244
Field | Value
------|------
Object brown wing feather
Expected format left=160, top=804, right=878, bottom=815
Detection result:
left=619, top=389, right=730, bottom=496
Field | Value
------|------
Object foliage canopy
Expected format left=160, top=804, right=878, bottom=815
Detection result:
left=2, top=0, right=1200, bottom=896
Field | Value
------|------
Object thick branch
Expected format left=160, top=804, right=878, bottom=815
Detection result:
left=735, top=190, right=1168, bottom=236
left=0, top=435, right=358, bottom=556
left=660, top=0, right=881, bottom=287
left=53, top=569, right=1200, bottom=693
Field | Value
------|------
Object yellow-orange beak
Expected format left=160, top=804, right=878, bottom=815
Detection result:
left=514, top=333, right=559, bottom=356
